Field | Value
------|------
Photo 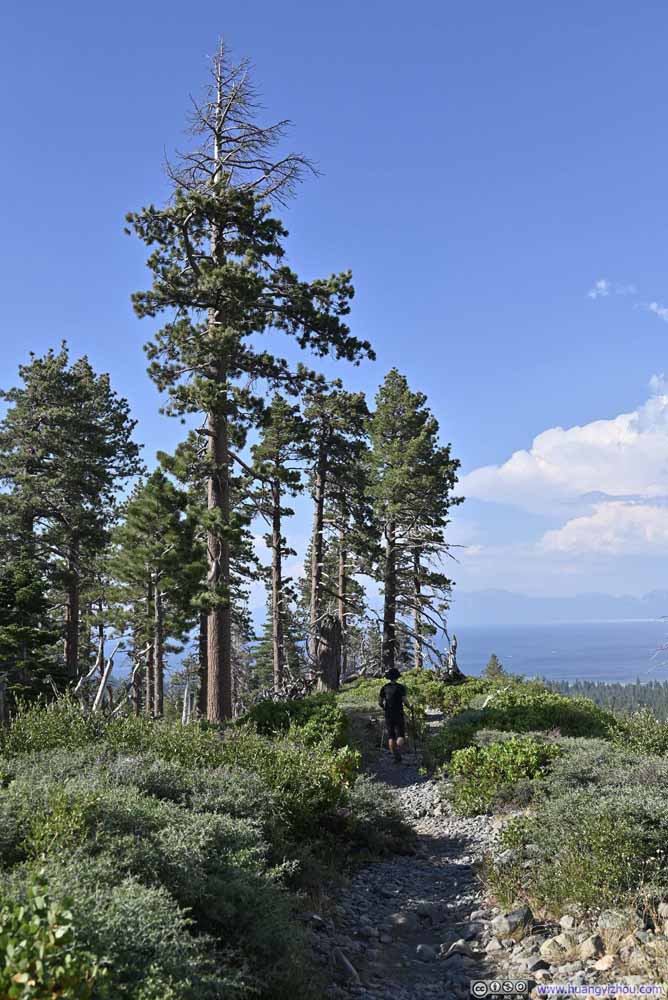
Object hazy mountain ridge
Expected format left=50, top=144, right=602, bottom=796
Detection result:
left=450, top=588, right=668, bottom=625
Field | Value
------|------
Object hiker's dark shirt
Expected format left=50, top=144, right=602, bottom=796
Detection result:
left=378, top=681, right=408, bottom=721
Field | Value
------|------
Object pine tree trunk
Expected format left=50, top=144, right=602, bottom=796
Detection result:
left=153, top=579, right=164, bottom=717
left=337, top=528, right=347, bottom=686
left=271, top=479, right=284, bottom=690
left=316, top=614, right=341, bottom=692
left=197, top=610, right=208, bottom=718
left=145, top=646, right=154, bottom=717
left=131, top=632, right=142, bottom=716
left=382, top=520, right=397, bottom=673
left=206, top=405, right=233, bottom=722
left=64, top=532, right=80, bottom=677
left=145, top=579, right=153, bottom=717
left=309, top=460, right=326, bottom=671
left=413, top=546, right=423, bottom=670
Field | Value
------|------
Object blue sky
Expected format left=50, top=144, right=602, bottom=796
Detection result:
left=2, top=1, right=668, bottom=606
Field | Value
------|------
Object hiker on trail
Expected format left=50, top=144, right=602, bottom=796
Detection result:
left=378, top=667, right=410, bottom=762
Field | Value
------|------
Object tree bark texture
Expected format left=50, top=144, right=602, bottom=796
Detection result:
left=198, top=609, right=208, bottom=717
left=64, top=532, right=80, bottom=677
left=382, top=520, right=397, bottom=673
left=153, top=580, right=164, bottom=717
left=144, top=579, right=154, bottom=717
left=308, top=459, right=326, bottom=670
left=206, top=403, right=233, bottom=722
left=337, top=528, right=347, bottom=686
left=413, top=547, right=423, bottom=670
left=271, top=479, right=284, bottom=690
left=315, top=613, right=341, bottom=692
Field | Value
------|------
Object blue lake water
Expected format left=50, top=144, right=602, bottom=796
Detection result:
left=451, top=620, right=668, bottom=684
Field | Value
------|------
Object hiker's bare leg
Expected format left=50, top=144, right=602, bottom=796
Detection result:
left=397, top=736, right=406, bottom=752
left=388, top=738, right=396, bottom=754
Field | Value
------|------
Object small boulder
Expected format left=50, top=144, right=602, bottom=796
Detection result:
left=579, top=934, right=604, bottom=961
left=389, top=911, right=420, bottom=934
left=526, top=957, right=550, bottom=973
left=658, top=902, right=668, bottom=920
left=416, top=901, right=443, bottom=923
left=594, top=954, right=615, bottom=972
left=554, top=931, right=577, bottom=951
left=539, top=936, right=567, bottom=962
left=443, top=938, right=476, bottom=960
left=559, top=914, right=577, bottom=930
left=598, top=910, right=633, bottom=931
left=485, top=937, right=503, bottom=952
left=491, top=905, right=534, bottom=939
left=416, top=943, right=438, bottom=962
left=558, top=961, right=584, bottom=974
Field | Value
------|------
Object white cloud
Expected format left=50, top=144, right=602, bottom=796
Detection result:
left=541, top=502, right=668, bottom=555
left=648, top=302, right=668, bottom=323
left=649, top=373, right=668, bottom=395
left=462, top=376, right=668, bottom=517
left=587, top=278, right=637, bottom=300
left=588, top=278, right=610, bottom=299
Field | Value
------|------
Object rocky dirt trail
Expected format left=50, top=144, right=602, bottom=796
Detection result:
left=313, top=712, right=505, bottom=1000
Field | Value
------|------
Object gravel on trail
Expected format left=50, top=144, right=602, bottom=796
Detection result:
left=311, top=715, right=503, bottom=1000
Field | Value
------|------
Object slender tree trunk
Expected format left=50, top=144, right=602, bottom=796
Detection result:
left=309, top=457, right=327, bottom=671
left=131, top=630, right=142, bottom=716
left=197, top=609, right=208, bottom=718
left=154, top=578, right=164, bottom=717
left=206, top=403, right=233, bottom=721
left=64, top=532, right=80, bottom=677
left=382, top=520, right=397, bottom=673
left=413, top=546, right=423, bottom=670
left=337, top=527, right=347, bottom=687
left=145, top=579, right=153, bottom=717
left=95, top=600, right=104, bottom=676
left=271, top=479, right=284, bottom=690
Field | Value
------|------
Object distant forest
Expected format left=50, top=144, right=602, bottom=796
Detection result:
left=546, top=678, right=668, bottom=721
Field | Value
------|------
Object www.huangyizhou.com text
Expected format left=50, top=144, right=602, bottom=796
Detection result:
left=536, top=985, right=664, bottom=996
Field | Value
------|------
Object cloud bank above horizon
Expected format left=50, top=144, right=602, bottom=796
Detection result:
left=453, top=375, right=668, bottom=595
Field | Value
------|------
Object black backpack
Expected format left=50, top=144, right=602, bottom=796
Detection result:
left=382, top=681, right=405, bottom=715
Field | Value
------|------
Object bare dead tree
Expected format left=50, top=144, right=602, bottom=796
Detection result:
left=167, top=40, right=315, bottom=204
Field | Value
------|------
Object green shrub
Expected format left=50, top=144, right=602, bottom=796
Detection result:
left=424, top=714, right=483, bottom=767
left=243, top=693, right=348, bottom=747
left=338, top=669, right=469, bottom=713
left=448, top=735, right=563, bottom=816
left=0, top=697, right=105, bottom=757
left=613, top=708, right=668, bottom=756
left=488, top=786, right=668, bottom=912
left=482, top=682, right=616, bottom=737
left=214, top=727, right=359, bottom=837
left=0, top=870, right=107, bottom=1000
left=2, top=861, right=234, bottom=1000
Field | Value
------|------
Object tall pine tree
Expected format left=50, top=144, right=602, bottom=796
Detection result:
left=368, top=369, right=461, bottom=672
left=128, top=47, right=372, bottom=719
left=251, top=394, right=306, bottom=689
left=0, top=345, right=141, bottom=680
